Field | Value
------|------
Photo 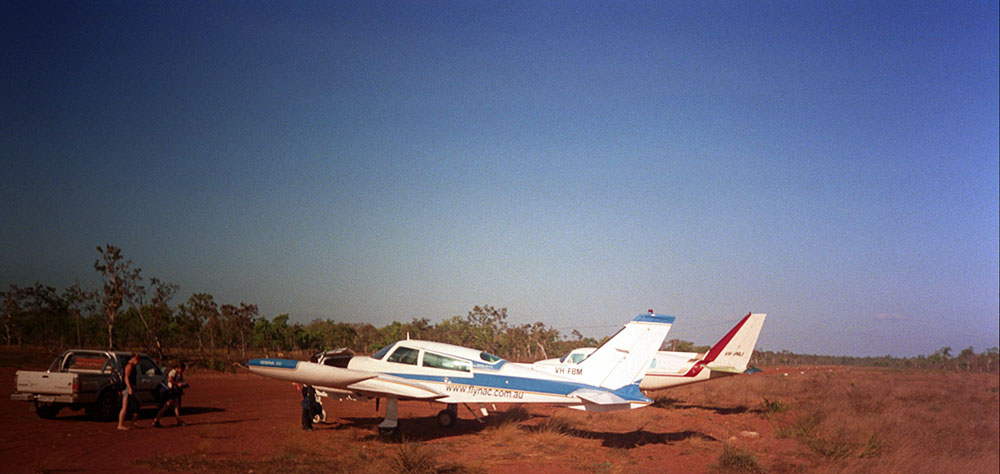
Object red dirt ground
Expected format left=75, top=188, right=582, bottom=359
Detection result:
left=0, top=365, right=823, bottom=474
left=7, top=364, right=988, bottom=474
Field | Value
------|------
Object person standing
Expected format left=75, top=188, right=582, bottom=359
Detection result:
left=153, top=362, right=188, bottom=427
left=117, top=353, right=140, bottom=430
left=296, top=382, right=315, bottom=430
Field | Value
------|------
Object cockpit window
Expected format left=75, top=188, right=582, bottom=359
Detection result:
left=387, top=347, right=419, bottom=365
left=559, top=352, right=587, bottom=364
left=479, top=352, right=501, bottom=363
left=372, top=344, right=394, bottom=360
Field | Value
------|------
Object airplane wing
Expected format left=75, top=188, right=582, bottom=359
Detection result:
left=248, top=358, right=444, bottom=400
left=346, top=374, right=444, bottom=400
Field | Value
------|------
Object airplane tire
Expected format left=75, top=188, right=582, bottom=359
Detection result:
left=436, top=409, right=455, bottom=428
left=312, top=409, right=326, bottom=424
left=378, top=426, right=398, bottom=438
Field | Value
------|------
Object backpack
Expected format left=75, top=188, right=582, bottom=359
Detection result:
left=109, top=366, right=126, bottom=391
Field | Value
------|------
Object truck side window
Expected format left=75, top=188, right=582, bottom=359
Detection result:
left=138, top=358, right=161, bottom=376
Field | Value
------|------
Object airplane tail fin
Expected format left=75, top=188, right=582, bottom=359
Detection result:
left=703, top=313, right=767, bottom=373
left=575, top=311, right=675, bottom=390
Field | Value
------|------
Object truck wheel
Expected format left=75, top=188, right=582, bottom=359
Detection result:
left=35, top=402, right=61, bottom=419
left=90, top=391, right=120, bottom=421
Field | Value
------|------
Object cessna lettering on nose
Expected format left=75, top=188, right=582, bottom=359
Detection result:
left=249, top=311, right=677, bottom=436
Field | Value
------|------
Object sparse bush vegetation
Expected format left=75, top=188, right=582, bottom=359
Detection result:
left=536, top=414, right=576, bottom=436
left=389, top=441, right=442, bottom=474
left=759, top=397, right=787, bottom=416
left=712, top=444, right=766, bottom=474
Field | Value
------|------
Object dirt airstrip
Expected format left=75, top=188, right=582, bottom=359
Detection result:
left=1, top=364, right=997, bottom=474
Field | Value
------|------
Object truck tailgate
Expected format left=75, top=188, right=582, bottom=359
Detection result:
left=15, top=371, right=77, bottom=396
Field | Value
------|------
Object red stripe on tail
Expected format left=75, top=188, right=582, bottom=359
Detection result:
left=703, top=312, right=752, bottom=363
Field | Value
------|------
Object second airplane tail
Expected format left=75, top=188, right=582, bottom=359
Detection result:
left=703, top=312, right=767, bottom=373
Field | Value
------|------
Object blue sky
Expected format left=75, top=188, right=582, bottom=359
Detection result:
left=2, top=1, right=997, bottom=356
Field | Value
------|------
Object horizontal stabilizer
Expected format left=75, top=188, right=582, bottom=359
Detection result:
left=568, top=388, right=629, bottom=405
left=704, top=365, right=742, bottom=374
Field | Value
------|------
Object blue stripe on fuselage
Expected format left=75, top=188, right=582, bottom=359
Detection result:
left=387, top=371, right=650, bottom=403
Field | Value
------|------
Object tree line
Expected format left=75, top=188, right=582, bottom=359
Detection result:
left=3, top=245, right=997, bottom=372
left=751, top=346, right=1000, bottom=373
left=1, top=245, right=603, bottom=363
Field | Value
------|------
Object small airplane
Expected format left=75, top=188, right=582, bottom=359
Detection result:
left=532, top=312, right=766, bottom=391
left=249, top=311, right=675, bottom=435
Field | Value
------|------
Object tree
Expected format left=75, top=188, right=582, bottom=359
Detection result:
left=252, top=314, right=299, bottom=354
left=1, top=285, right=25, bottom=346
left=177, top=293, right=218, bottom=355
left=465, top=305, right=508, bottom=354
left=131, top=278, right=178, bottom=359
left=221, top=302, right=257, bottom=359
left=63, top=283, right=97, bottom=348
left=93, top=245, right=141, bottom=350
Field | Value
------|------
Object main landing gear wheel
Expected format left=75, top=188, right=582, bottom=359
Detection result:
left=436, top=409, right=455, bottom=428
left=377, top=397, right=400, bottom=439
left=437, top=403, right=459, bottom=428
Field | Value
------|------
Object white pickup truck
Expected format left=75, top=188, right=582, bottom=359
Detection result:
left=11, top=350, right=166, bottom=420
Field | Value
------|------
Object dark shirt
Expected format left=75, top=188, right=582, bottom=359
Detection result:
left=125, top=361, right=138, bottom=389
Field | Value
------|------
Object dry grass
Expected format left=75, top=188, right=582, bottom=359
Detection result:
left=134, top=366, right=997, bottom=474
left=144, top=440, right=479, bottom=474
left=697, top=368, right=1000, bottom=473
left=711, top=444, right=766, bottom=474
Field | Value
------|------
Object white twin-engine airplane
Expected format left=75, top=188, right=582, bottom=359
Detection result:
left=249, top=312, right=675, bottom=435
left=532, top=313, right=767, bottom=391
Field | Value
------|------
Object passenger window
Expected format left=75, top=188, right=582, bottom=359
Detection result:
left=570, top=353, right=587, bottom=364
left=422, top=352, right=471, bottom=372
left=479, top=352, right=502, bottom=363
left=387, top=347, right=419, bottom=365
